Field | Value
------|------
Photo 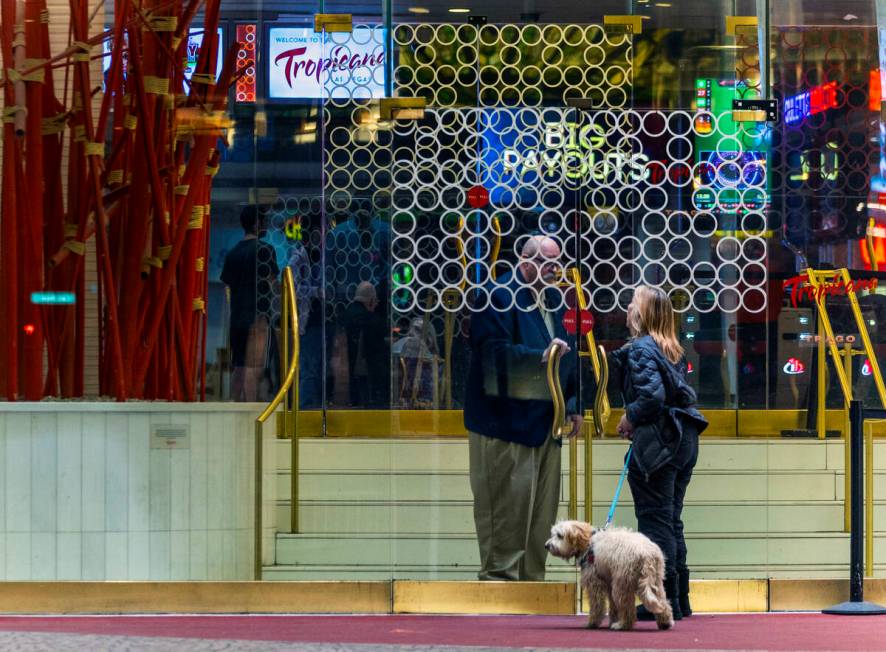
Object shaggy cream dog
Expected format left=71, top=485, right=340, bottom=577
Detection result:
left=545, top=520, right=674, bottom=631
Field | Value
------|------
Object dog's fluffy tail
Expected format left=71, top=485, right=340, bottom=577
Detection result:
left=639, top=557, right=665, bottom=609
left=638, top=555, right=673, bottom=629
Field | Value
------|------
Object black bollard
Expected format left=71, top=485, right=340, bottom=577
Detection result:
left=822, top=400, right=886, bottom=615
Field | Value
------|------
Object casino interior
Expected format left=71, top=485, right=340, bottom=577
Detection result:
left=1, top=0, right=886, bottom=616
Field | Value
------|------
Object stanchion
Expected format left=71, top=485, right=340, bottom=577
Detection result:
left=822, top=400, right=886, bottom=615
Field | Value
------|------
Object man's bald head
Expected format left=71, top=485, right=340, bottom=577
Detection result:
left=520, top=235, right=560, bottom=261
left=518, top=235, right=561, bottom=289
left=355, top=281, right=378, bottom=311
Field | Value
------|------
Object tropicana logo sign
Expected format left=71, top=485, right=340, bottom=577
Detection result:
left=782, top=274, right=878, bottom=308
left=267, top=27, right=384, bottom=99
left=274, top=45, right=385, bottom=88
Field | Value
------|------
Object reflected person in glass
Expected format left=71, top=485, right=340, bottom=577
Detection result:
left=286, top=223, right=323, bottom=408
left=220, top=205, right=280, bottom=402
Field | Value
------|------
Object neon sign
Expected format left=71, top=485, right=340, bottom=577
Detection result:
left=782, top=274, right=878, bottom=308
left=784, top=81, right=838, bottom=125
left=783, top=357, right=806, bottom=375
left=501, top=122, right=650, bottom=183
left=860, top=218, right=886, bottom=270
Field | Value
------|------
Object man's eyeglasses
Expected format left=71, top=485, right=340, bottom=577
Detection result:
left=523, top=254, right=560, bottom=269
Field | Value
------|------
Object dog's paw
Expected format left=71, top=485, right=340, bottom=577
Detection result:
left=657, top=618, right=674, bottom=630
left=586, top=620, right=603, bottom=629
left=609, top=621, right=624, bottom=631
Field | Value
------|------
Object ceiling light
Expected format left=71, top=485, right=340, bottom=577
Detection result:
left=448, top=8, right=471, bottom=13
left=408, top=7, right=429, bottom=13
left=655, top=2, right=672, bottom=6
left=844, top=13, right=858, bottom=21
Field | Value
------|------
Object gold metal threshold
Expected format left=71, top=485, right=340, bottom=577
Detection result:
left=1, top=579, right=880, bottom=614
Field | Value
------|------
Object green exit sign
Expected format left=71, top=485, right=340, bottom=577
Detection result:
left=30, top=292, right=76, bottom=305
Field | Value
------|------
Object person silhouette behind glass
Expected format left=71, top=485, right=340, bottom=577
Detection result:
left=221, top=205, right=280, bottom=401
left=325, top=208, right=391, bottom=404
left=287, top=225, right=323, bottom=408
left=343, top=281, right=389, bottom=407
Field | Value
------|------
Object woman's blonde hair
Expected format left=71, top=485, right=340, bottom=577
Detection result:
left=628, top=285, right=684, bottom=364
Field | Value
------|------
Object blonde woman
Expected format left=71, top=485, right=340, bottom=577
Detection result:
left=612, top=286, right=708, bottom=621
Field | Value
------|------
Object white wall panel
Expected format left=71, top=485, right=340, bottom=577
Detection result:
left=57, top=414, right=83, bottom=532
left=0, top=404, right=258, bottom=580
left=6, top=414, right=32, bottom=533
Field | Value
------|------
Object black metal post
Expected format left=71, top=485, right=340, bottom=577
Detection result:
left=849, top=400, right=864, bottom=603
left=822, top=400, right=886, bottom=615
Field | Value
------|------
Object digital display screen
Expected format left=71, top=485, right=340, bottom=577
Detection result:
left=185, top=28, right=225, bottom=82
left=696, top=151, right=766, bottom=188
left=268, top=26, right=385, bottom=99
left=694, top=151, right=767, bottom=210
left=102, top=27, right=224, bottom=83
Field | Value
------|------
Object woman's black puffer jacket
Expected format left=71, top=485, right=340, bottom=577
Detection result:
left=611, top=335, right=708, bottom=477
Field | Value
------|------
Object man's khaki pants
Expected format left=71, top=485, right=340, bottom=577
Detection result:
left=468, top=430, right=562, bottom=581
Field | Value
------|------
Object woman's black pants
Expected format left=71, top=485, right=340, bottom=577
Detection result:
left=627, top=432, right=699, bottom=580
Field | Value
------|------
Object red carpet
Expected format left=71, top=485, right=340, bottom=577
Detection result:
left=0, top=613, right=883, bottom=650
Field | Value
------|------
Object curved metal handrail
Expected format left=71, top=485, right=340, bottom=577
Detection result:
left=254, top=266, right=299, bottom=580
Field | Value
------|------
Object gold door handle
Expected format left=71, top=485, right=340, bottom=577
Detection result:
left=546, top=343, right=571, bottom=440
left=593, top=344, right=609, bottom=437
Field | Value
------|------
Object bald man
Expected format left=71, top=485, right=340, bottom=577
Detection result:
left=464, top=235, right=582, bottom=581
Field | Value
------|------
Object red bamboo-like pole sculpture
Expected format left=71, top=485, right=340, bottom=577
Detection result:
left=1, top=0, right=239, bottom=400
left=131, top=16, right=236, bottom=395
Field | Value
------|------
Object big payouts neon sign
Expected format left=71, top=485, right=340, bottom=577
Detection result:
left=501, top=122, right=650, bottom=183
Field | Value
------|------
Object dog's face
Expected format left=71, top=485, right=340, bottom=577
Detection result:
left=544, top=520, right=596, bottom=560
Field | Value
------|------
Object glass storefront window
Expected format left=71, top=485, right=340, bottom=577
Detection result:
left=1, top=0, right=884, bottom=589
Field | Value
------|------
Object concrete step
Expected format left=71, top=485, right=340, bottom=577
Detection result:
left=277, top=469, right=874, bottom=503
left=271, top=531, right=886, bottom=574
left=262, top=565, right=886, bottom=581
left=276, top=500, right=886, bottom=535
left=267, top=439, right=886, bottom=579
left=276, top=438, right=886, bottom=473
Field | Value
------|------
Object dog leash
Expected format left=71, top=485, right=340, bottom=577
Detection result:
left=603, top=445, right=632, bottom=530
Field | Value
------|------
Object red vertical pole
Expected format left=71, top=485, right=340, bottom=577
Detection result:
left=0, top=0, right=20, bottom=398
left=0, top=133, right=20, bottom=400
left=69, top=0, right=126, bottom=400
left=20, top=0, right=47, bottom=400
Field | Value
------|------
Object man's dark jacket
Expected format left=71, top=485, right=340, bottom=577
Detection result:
left=464, top=272, right=578, bottom=448
left=611, top=335, right=708, bottom=477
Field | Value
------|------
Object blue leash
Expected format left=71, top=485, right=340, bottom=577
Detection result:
left=604, top=445, right=632, bottom=529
